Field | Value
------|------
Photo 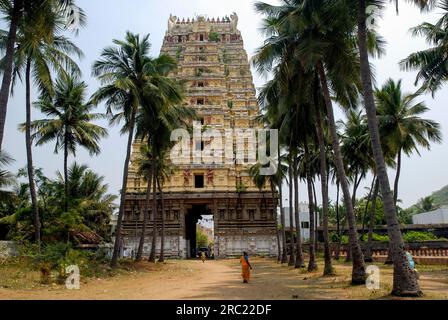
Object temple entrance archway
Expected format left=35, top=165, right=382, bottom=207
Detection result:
left=185, top=204, right=214, bottom=259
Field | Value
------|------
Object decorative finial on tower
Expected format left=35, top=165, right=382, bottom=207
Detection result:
left=230, top=12, right=239, bottom=31
left=168, top=14, right=177, bottom=32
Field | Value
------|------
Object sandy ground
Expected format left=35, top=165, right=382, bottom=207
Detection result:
left=0, top=258, right=447, bottom=300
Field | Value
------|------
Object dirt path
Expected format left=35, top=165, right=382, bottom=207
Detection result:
left=1, top=258, right=447, bottom=300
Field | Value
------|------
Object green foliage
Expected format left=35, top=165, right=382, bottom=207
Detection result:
left=360, top=233, right=389, bottom=242
left=0, top=163, right=115, bottom=243
left=236, top=183, right=247, bottom=193
left=330, top=232, right=348, bottom=244
left=176, top=45, right=182, bottom=59
left=208, top=32, right=220, bottom=42
left=222, top=50, right=230, bottom=64
left=409, top=194, right=445, bottom=215
left=17, top=241, right=112, bottom=280
left=196, top=229, right=209, bottom=248
left=403, top=231, right=438, bottom=242
left=431, top=185, right=448, bottom=207
left=227, top=100, right=233, bottom=109
left=355, top=197, right=386, bottom=225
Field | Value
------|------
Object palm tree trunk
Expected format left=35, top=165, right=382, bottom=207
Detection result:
left=293, top=156, right=304, bottom=268
left=317, top=60, right=366, bottom=284
left=335, top=180, right=341, bottom=260
left=365, top=178, right=379, bottom=262
left=0, top=0, right=23, bottom=150
left=25, top=58, right=40, bottom=247
left=111, top=107, right=137, bottom=268
left=158, top=178, right=166, bottom=263
left=136, top=169, right=152, bottom=262
left=304, top=139, right=317, bottom=272
left=148, top=150, right=158, bottom=263
left=315, top=104, right=334, bottom=275
left=358, top=0, right=421, bottom=295
left=278, top=145, right=287, bottom=263
left=362, top=177, right=376, bottom=238
left=279, top=184, right=288, bottom=263
left=351, top=172, right=362, bottom=208
left=288, top=158, right=295, bottom=266
left=64, top=133, right=69, bottom=212
left=393, top=147, right=402, bottom=205
left=312, top=180, right=319, bottom=250
left=276, top=224, right=281, bottom=262
left=270, top=183, right=281, bottom=262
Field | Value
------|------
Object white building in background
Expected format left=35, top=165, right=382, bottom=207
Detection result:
left=412, top=206, right=448, bottom=225
left=279, top=203, right=320, bottom=242
left=110, top=213, right=118, bottom=235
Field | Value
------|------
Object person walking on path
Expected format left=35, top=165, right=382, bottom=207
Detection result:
left=240, top=252, right=253, bottom=283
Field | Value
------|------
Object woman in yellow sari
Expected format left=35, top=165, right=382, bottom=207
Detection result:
left=240, top=252, right=253, bottom=283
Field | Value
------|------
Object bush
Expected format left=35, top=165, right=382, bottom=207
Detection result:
left=403, top=231, right=438, bottom=242
left=360, top=233, right=389, bottom=242
left=330, top=232, right=348, bottom=244
left=17, top=241, right=112, bottom=283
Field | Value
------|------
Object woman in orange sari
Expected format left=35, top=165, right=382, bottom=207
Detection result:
left=240, top=252, right=253, bottom=283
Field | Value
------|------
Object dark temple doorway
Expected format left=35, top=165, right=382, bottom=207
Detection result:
left=185, top=204, right=214, bottom=259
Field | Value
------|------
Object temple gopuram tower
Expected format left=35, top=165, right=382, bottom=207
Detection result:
left=122, top=14, right=278, bottom=259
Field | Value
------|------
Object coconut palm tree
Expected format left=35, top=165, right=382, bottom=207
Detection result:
left=0, top=0, right=86, bottom=149
left=401, top=0, right=448, bottom=94
left=4, top=2, right=82, bottom=246
left=135, top=143, right=154, bottom=262
left=92, top=32, right=153, bottom=268
left=58, top=162, right=116, bottom=239
left=133, top=55, right=191, bottom=262
left=375, top=78, right=442, bottom=205
left=253, top=0, right=369, bottom=283
left=340, top=110, right=372, bottom=208
left=0, top=0, right=24, bottom=150
left=26, top=73, right=107, bottom=211
left=0, top=150, right=15, bottom=204
left=257, top=82, right=289, bottom=263
left=416, top=196, right=436, bottom=213
left=356, top=0, right=435, bottom=296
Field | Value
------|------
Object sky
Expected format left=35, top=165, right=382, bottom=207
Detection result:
left=2, top=0, right=448, bottom=209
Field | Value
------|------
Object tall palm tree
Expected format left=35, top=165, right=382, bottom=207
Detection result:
left=27, top=73, right=108, bottom=211
left=135, top=143, right=154, bottom=262
left=6, top=2, right=82, bottom=246
left=375, top=78, right=442, bottom=205
left=257, top=83, right=289, bottom=263
left=0, top=0, right=23, bottom=149
left=254, top=0, right=369, bottom=283
left=340, top=110, right=372, bottom=208
left=133, top=54, right=190, bottom=262
left=92, top=32, right=153, bottom=268
left=314, top=97, right=335, bottom=275
left=356, top=0, right=434, bottom=296
left=0, top=0, right=86, bottom=149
